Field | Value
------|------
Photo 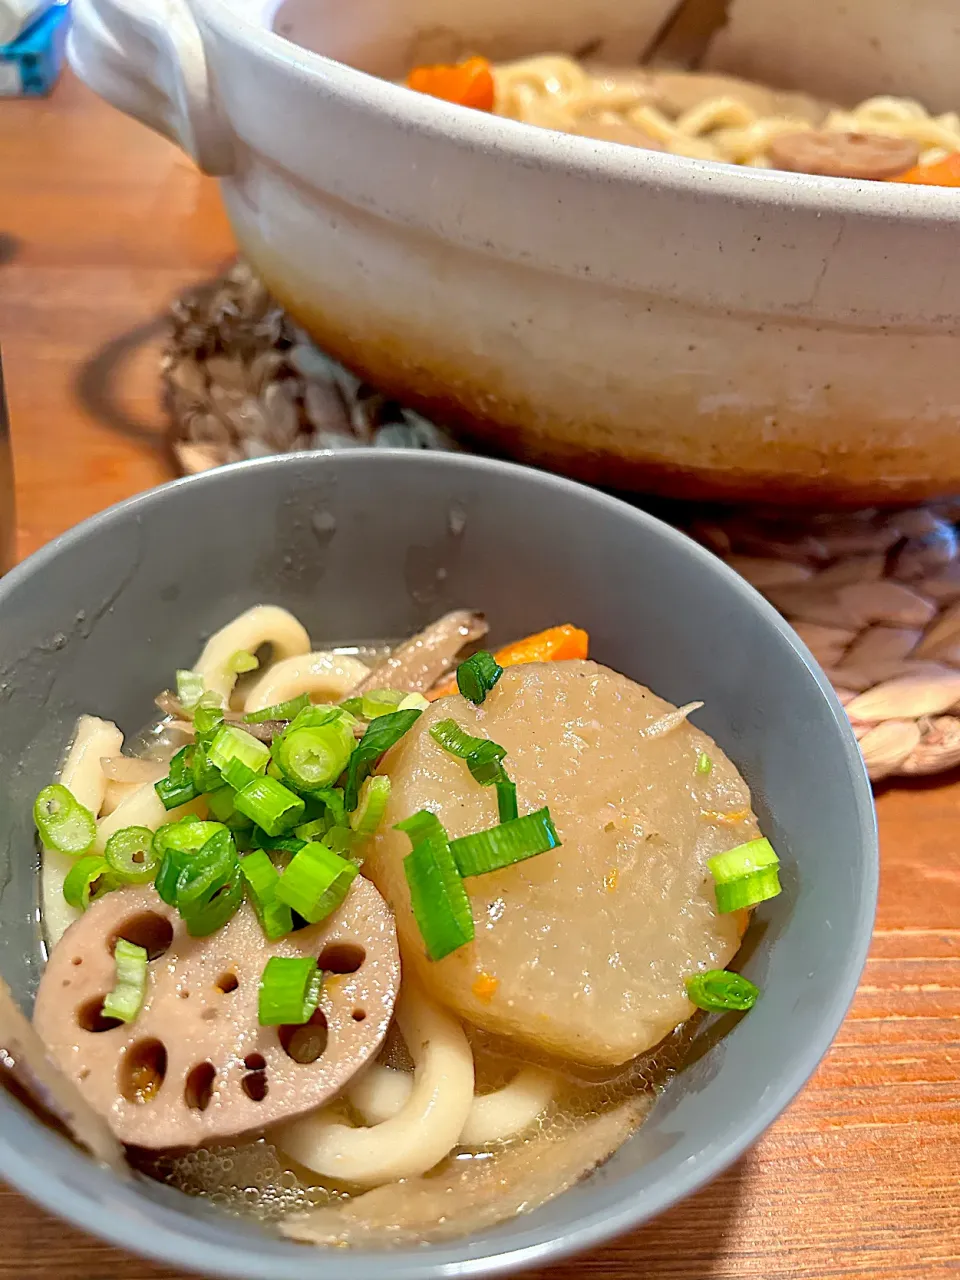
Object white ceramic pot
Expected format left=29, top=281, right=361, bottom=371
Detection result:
left=68, top=0, right=960, bottom=504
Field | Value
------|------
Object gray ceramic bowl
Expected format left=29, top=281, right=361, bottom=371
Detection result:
left=0, top=451, right=876, bottom=1279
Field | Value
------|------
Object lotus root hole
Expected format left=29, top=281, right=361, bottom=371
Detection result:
left=77, top=996, right=123, bottom=1034
left=120, top=1039, right=167, bottom=1105
left=215, top=971, right=239, bottom=994
left=184, top=1062, right=217, bottom=1112
left=109, top=912, right=174, bottom=962
left=351, top=1009, right=366, bottom=1022
left=241, top=1071, right=269, bottom=1101
left=278, top=1009, right=329, bottom=1065
left=318, top=942, right=365, bottom=974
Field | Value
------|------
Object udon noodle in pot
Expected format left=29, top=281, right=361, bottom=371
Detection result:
left=28, top=605, right=780, bottom=1246
left=405, top=53, right=960, bottom=185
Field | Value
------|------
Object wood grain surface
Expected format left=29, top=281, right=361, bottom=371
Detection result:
left=1, top=71, right=959, bottom=1280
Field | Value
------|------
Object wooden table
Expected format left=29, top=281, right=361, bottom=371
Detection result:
left=2, top=71, right=959, bottom=1280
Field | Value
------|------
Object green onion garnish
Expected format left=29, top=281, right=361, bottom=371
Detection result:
left=193, top=697, right=224, bottom=736
left=176, top=670, right=205, bottom=711
left=153, top=817, right=224, bottom=857
left=495, top=775, right=518, bottom=823
left=34, top=784, right=97, bottom=855
left=257, top=833, right=306, bottom=855
left=273, top=719, right=355, bottom=793
left=104, top=826, right=159, bottom=885
left=324, top=825, right=357, bottom=857
left=239, top=850, right=293, bottom=941
left=456, top=651, right=503, bottom=705
left=205, top=785, right=250, bottom=829
left=685, top=969, right=759, bottom=1012
left=339, top=696, right=364, bottom=716
left=229, top=649, right=260, bottom=674
left=696, top=751, right=713, bottom=776
left=154, top=746, right=199, bottom=811
left=102, top=939, right=148, bottom=1023
left=350, top=775, right=391, bottom=836
left=234, top=775, right=305, bottom=836
left=397, top=811, right=474, bottom=961
left=360, top=689, right=406, bottom=720
left=243, top=693, right=310, bottom=724
left=258, top=955, right=322, bottom=1027
left=450, top=807, right=560, bottom=877
left=708, top=837, right=782, bottom=914
left=275, top=841, right=358, bottom=924
left=208, top=724, right=270, bottom=778
left=63, top=855, right=113, bottom=910
left=294, top=817, right=331, bottom=842
left=429, top=719, right=508, bottom=783
left=176, top=830, right=244, bottom=937
left=343, top=708, right=423, bottom=811
left=399, top=692, right=430, bottom=712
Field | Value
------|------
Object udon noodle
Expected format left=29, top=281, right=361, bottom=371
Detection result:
left=491, top=55, right=960, bottom=168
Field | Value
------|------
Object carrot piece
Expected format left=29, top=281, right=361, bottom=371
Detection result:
left=407, top=56, right=495, bottom=112
left=427, top=624, right=590, bottom=700
left=471, top=971, right=499, bottom=1003
left=493, top=624, right=589, bottom=667
left=891, top=154, right=960, bottom=187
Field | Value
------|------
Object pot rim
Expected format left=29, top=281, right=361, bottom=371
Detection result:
left=198, top=0, right=960, bottom=225
left=0, top=449, right=878, bottom=1279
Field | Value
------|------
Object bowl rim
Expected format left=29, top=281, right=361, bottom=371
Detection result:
left=0, top=450, right=878, bottom=1279
left=198, top=0, right=960, bottom=227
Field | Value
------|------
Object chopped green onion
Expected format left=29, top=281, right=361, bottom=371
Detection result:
left=240, top=850, right=293, bottom=941
left=192, top=744, right=223, bottom=795
left=153, top=818, right=225, bottom=859
left=456, top=651, right=503, bottom=705
left=257, top=832, right=306, bottom=855
left=234, top=775, right=305, bottom=836
left=63, top=856, right=113, bottom=910
left=708, top=837, right=782, bottom=914
left=294, top=817, right=331, bottom=842
left=274, top=720, right=355, bottom=793
left=302, top=786, right=346, bottom=831
left=343, top=709, right=423, bottom=811
left=229, top=649, right=260, bottom=674
left=495, top=775, right=518, bottom=824
left=287, top=705, right=351, bottom=732
left=360, top=689, right=406, bottom=720
left=102, top=939, right=149, bottom=1023
left=243, top=693, right=310, bottom=724
left=104, top=826, right=159, bottom=885
left=154, top=848, right=191, bottom=906
left=275, top=841, right=358, bottom=924
left=339, top=696, right=364, bottom=717
left=350, top=775, right=391, bottom=836
left=176, top=670, right=205, bottom=711
left=323, top=825, right=358, bottom=857
left=450, top=807, right=560, bottom=877
left=395, top=809, right=446, bottom=844
left=696, top=751, right=713, bottom=776
left=686, top=969, right=759, bottom=1012
left=465, top=740, right=508, bottom=785
left=175, top=830, right=243, bottom=937
left=429, top=719, right=507, bottom=785
left=399, top=692, right=430, bottom=712
left=206, top=785, right=251, bottom=828
left=34, top=784, right=97, bottom=855
left=193, top=697, right=224, bottom=737
left=397, top=811, right=474, bottom=961
left=154, top=747, right=199, bottom=811
left=258, top=955, right=322, bottom=1027
left=208, top=724, right=270, bottom=777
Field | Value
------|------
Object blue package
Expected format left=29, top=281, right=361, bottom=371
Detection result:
left=0, top=1, right=70, bottom=97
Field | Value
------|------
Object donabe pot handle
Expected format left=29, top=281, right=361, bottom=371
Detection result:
left=67, top=0, right=234, bottom=176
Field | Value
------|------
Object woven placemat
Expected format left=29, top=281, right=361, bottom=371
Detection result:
left=162, top=262, right=960, bottom=783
